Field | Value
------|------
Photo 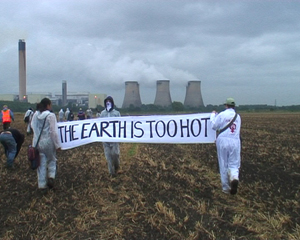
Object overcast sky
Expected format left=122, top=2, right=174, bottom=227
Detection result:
left=1, top=0, right=299, bottom=107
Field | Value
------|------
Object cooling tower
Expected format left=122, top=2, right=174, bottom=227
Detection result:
left=154, top=80, right=172, bottom=107
left=62, top=80, right=67, bottom=106
left=18, top=39, right=26, bottom=101
left=122, top=81, right=142, bottom=108
left=184, top=81, right=204, bottom=108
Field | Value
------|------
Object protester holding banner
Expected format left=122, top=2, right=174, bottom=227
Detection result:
left=210, top=97, right=241, bottom=195
left=100, top=96, right=121, bottom=177
left=31, top=98, right=61, bottom=193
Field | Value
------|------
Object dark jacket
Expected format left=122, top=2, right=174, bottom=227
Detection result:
left=77, top=110, right=85, bottom=120
left=68, top=111, right=74, bottom=121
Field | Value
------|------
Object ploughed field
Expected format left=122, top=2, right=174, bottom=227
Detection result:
left=0, top=112, right=300, bottom=239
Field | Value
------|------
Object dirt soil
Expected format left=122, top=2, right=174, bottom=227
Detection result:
left=0, top=112, right=300, bottom=239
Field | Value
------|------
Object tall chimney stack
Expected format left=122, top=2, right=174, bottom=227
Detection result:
left=18, top=39, right=26, bottom=101
left=184, top=80, right=204, bottom=108
left=122, top=81, right=142, bottom=108
left=62, top=80, right=67, bottom=106
left=154, top=80, right=172, bottom=107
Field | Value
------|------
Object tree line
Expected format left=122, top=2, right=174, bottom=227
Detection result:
left=1, top=100, right=300, bottom=114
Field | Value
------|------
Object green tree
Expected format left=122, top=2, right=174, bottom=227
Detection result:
left=172, top=101, right=184, bottom=111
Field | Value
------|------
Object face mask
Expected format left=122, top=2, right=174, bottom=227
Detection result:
left=106, top=102, right=112, bottom=111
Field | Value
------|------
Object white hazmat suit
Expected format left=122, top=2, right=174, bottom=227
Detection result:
left=31, top=110, right=61, bottom=189
left=24, top=108, right=34, bottom=134
left=58, top=109, right=64, bottom=122
left=100, top=96, right=121, bottom=177
left=210, top=106, right=241, bottom=194
left=65, top=108, right=70, bottom=121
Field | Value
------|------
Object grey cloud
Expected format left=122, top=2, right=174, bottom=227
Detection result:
left=1, top=0, right=300, bottom=106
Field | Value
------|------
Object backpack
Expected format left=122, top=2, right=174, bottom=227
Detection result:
left=24, top=115, right=30, bottom=123
left=24, top=111, right=32, bottom=123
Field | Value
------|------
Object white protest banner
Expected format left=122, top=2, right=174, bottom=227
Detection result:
left=57, top=113, right=215, bottom=150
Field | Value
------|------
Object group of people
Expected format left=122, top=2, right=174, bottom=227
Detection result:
left=0, top=96, right=121, bottom=194
left=0, top=96, right=241, bottom=196
left=0, top=105, right=24, bottom=169
left=58, top=107, right=94, bottom=122
left=34, top=96, right=121, bottom=193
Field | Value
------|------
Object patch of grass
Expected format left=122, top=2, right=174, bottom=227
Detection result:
left=126, top=143, right=138, bottom=157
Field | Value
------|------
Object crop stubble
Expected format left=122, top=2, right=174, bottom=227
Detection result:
left=0, top=112, right=299, bottom=239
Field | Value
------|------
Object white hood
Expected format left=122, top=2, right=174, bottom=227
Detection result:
left=36, top=110, right=51, bottom=120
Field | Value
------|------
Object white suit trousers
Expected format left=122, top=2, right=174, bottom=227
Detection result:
left=103, top=142, right=120, bottom=175
left=37, top=152, right=57, bottom=189
left=216, top=137, right=241, bottom=191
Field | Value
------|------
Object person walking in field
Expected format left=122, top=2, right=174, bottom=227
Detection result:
left=24, top=108, right=34, bottom=135
left=100, top=96, right=121, bottom=177
left=210, top=97, right=241, bottom=195
left=31, top=98, right=61, bottom=193
left=0, top=105, right=14, bottom=130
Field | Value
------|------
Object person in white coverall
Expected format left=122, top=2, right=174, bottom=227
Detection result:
left=65, top=108, right=70, bottom=121
left=210, top=97, right=241, bottom=195
left=58, top=109, right=64, bottom=122
left=31, top=98, right=61, bottom=193
left=100, top=96, right=121, bottom=177
left=24, top=108, right=34, bottom=135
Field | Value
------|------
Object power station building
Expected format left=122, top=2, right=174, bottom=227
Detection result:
left=15, top=40, right=106, bottom=108
left=89, top=93, right=107, bottom=109
left=62, top=80, right=67, bottom=106
left=122, top=81, right=142, bottom=108
left=184, top=81, right=204, bottom=108
left=4, top=40, right=205, bottom=109
left=121, top=79, right=204, bottom=108
left=19, top=39, right=26, bottom=101
left=154, top=80, right=172, bottom=107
